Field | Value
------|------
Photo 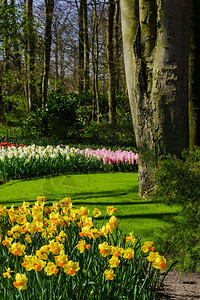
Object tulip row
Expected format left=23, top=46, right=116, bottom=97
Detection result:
left=0, top=144, right=138, bottom=180
left=0, top=197, right=169, bottom=299
left=77, top=147, right=138, bottom=165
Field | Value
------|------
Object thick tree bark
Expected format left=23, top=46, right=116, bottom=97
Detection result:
left=121, top=0, right=191, bottom=196
left=41, top=0, right=54, bottom=108
left=188, top=0, right=200, bottom=149
left=107, top=0, right=116, bottom=124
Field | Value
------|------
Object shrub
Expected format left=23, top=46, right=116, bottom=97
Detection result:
left=28, top=93, right=84, bottom=138
left=154, top=147, right=200, bottom=272
left=83, top=119, right=135, bottom=147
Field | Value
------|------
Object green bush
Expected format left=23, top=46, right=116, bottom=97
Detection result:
left=82, top=118, right=135, bottom=147
left=28, top=93, right=84, bottom=138
left=154, top=147, right=200, bottom=272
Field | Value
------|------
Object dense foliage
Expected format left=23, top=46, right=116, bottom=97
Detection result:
left=2, top=92, right=135, bottom=148
left=154, top=147, right=200, bottom=272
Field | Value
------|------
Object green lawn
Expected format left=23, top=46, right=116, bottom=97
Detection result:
left=0, top=172, right=179, bottom=242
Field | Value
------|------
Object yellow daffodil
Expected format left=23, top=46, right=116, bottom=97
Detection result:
left=0, top=205, right=7, bottom=216
left=59, top=197, right=72, bottom=208
left=77, top=240, right=90, bottom=253
left=153, top=255, right=167, bottom=270
left=79, top=206, right=90, bottom=216
left=146, top=251, right=159, bottom=262
left=111, top=246, right=124, bottom=257
left=36, top=245, right=50, bottom=260
left=91, top=228, right=99, bottom=240
left=2, top=236, right=13, bottom=248
left=109, top=256, right=120, bottom=268
left=25, top=234, right=32, bottom=243
left=141, top=241, right=155, bottom=253
left=55, top=230, right=67, bottom=243
left=63, top=260, right=80, bottom=276
left=125, top=231, right=135, bottom=244
left=22, top=255, right=46, bottom=271
left=108, top=215, right=119, bottom=230
left=3, top=267, right=12, bottom=279
left=104, top=269, right=116, bottom=280
left=54, top=250, right=68, bottom=267
left=81, top=216, right=93, bottom=228
left=37, top=196, right=47, bottom=204
left=99, top=225, right=109, bottom=238
left=106, top=206, right=117, bottom=216
left=8, top=224, right=22, bottom=239
left=92, top=208, right=101, bottom=218
left=99, top=242, right=111, bottom=257
left=123, top=248, right=134, bottom=259
left=45, top=262, right=59, bottom=276
left=9, top=242, right=26, bottom=256
left=13, top=273, right=28, bottom=290
left=48, top=240, right=64, bottom=255
left=79, top=226, right=92, bottom=238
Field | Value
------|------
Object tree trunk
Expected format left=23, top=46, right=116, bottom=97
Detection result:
left=114, top=1, right=120, bottom=94
left=107, top=0, right=116, bottom=124
left=188, top=0, right=200, bottom=149
left=0, top=62, right=6, bottom=124
left=91, top=0, right=99, bottom=123
left=83, top=0, right=89, bottom=92
left=24, top=0, right=36, bottom=111
left=3, top=0, right=9, bottom=72
left=121, top=0, right=191, bottom=196
left=54, top=18, right=59, bottom=91
left=77, top=0, right=84, bottom=93
left=10, top=0, right=21, bottom=70
left=41, top=0, right=54, bottom=108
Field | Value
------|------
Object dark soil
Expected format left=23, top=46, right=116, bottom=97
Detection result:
left=158, top=270, right=200, bottom=300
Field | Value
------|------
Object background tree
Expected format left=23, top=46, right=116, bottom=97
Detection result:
left=24, top=0, right=36, bottom=110
left=41, top=0, right=54, bottom=107
left=107, top=0, right=116, bottom=124
left=188, top=0, right=200, bottom=149
left=121, top=0, right=192, bottom=196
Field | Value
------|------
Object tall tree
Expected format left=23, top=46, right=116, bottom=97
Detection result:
left=107, top=0, right=116, bottom=124
left=76, top=0, right=84, bottom=93
left=121, top=0, right=192, bottom=196
left=10, top=0, right=21, bottom=70
left=41, top=0, right=54, bottom=108
left=24, top=0, right=36, bottom=110
left=2, top=0, right=10, bottom=74
left=91, top=0, right=100, bottom=122
left=83, top=0, right=90, bottom=92
left=76, top=0, right=89, bottom=93
left=114, top=1, right=120, bottom=94
left=188, top=0, right=200, bottom=149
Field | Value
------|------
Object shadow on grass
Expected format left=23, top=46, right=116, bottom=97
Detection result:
left=0, top=188, right=140, bottom=205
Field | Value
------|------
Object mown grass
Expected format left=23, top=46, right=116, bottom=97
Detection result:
left=0, top=172, right=179, bottom=242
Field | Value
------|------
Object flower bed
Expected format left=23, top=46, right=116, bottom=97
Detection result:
left=77, top=147, right=138, bottom=165
left=0, top=197, right=169, bottom=299
left=0, top=143, right=138, bottom=180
